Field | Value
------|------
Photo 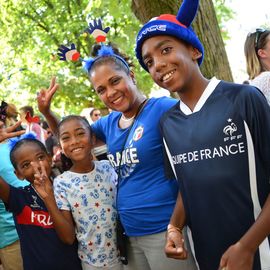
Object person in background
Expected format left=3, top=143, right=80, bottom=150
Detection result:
left=0, top=101, right=27, bottom=270
left=19, top=105, right=47, bottom=144
left=244, top=28, right=270, bottom=104
left=135, top=0, right=270, bottom=269
left=90, top=108, right=102, bottom=123
left=0, top=120, right=24, bottom=270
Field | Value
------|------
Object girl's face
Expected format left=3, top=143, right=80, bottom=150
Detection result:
left=14, top=143, right=51, bottom=183
left=59, top=119, right=92, bottom=163
left=141, top=35, right=201, bottom=93
left=90, top=64, right=138, bottom=113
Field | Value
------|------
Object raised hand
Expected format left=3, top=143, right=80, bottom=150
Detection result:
left=32, top=161, right=53, bottom=200
left=87, top=18, right=110, bottom=42
left=57, top=43, right=80, bottom=62
left=0, top=121, right=25, bottom=142
left=37, top=77, right=59, bottom=115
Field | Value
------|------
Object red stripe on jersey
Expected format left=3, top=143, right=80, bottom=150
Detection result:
left=16, top=206, right=54, bottom=228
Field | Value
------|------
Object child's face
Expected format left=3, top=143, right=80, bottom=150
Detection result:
left=14, top=143, right=51, bottom=183
left=90, top=64, right=137, bottom=113
left=141, top=35, right=200, bottom=93
left=59, top=119, right=92, bottom=163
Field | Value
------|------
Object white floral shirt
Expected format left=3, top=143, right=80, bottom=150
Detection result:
left=53, top=160, right=120, bottom=268
left=250, top=71, right=270, bottom=105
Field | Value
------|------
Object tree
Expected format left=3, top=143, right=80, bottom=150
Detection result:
left=0, top=0, right=234, bottom=115
left=131, top=0, right=234, bottom=81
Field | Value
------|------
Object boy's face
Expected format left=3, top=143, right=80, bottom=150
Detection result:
left=14, top=143, right=51, bottom=183
left=141, top=35, right=201, bottom=93
left=59, top=119, right=92, bottom=163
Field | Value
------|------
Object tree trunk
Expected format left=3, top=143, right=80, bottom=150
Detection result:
left=131, top=0, right=233, bottom=82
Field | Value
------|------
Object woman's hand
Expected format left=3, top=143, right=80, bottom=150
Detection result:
left=37, top=77, right=59, bottom=115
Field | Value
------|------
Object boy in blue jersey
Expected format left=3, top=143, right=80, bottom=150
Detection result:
left=135, top=0, right=270, bottom=269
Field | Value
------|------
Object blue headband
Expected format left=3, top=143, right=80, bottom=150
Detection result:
left=135, top=0, right=204, bottom=71
left=83, top=45, right=130, bottom=73
left=8, top=132, right=37, bottom=152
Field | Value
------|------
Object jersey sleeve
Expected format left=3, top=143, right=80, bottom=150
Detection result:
left=238, top=86, right=270, bottom=175
left=91, top=116, right=108, bottom=143
left=7, top=185, right=26, bottom=215
left=53, top=176, right=71, bottom=211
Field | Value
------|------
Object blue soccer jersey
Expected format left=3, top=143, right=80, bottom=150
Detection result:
left=92, top=97, right=179, bottom=236
left=7, top=185, right=82, bottom=270
left=160, top=79, right=270, bottom=270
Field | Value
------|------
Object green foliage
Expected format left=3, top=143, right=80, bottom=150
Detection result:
left=213, top=0, right=235, bottom=42
left=0, top=0, right=236, bottom=115
left=0, top=0, right=153, bottom=115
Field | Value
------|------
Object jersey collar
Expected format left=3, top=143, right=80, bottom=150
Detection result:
left=179, top=77, right=221, bottom=115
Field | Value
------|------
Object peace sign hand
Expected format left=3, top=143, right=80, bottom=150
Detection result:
left=32, top=161, right=53, bottom=200
left=37, top=77, right=59, bottom=116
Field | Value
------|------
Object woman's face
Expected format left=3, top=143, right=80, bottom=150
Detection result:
left=90, top=64, right=138, bottom=113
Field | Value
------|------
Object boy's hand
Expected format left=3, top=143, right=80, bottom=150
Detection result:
left=0, top=121, right=25, bottom=142
left=219, top=242, right=254, bottom=270
left=165, top=228, right=187, bottom=260
left=37, top=77, right=59, bottom=115
left=32, top=161, right=53, bottom=200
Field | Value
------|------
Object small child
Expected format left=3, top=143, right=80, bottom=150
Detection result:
left=33, top=115, right=122, bottom=270
left=0, top=133, right=82, bottom=270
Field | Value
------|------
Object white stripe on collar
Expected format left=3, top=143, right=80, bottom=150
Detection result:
left=179, top=77, right=221, bottom=115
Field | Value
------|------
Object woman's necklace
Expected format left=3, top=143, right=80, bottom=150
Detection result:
left=121, top=114, right=135, bottom=122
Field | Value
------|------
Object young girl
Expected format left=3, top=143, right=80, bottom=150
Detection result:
left=33, top=115, right=122, bottom=270
left=0, top=133, right=82, bottom=270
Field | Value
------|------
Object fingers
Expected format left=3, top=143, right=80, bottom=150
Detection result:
left=6, top=121, right=22, bottom=132
left=5, top=130, right=25, bottom=139
left=49, top=77, right=56, bottom=90
left=1, top=121, right=25, bottom=140
left=40, top=161, right=48, bottom=179
left=219, top=254, right=228, bottom=270
left=48, top=82, right=59, bottom=99
left=32, top=162, right=41, bottom=177
left=165, top=232, right=187, bottom=259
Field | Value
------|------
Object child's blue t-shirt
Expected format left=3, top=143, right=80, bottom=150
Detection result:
left=92, top=97, right=179, bottom=236
left=7, top=185, right=82, bottom=270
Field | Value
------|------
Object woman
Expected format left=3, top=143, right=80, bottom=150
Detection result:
left=244, top=28, right=270, bottom=104
left=36, top=46, right=197, bottom=270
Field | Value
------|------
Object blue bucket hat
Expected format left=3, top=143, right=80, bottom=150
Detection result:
left=135, top=0, right=204, bottom=71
